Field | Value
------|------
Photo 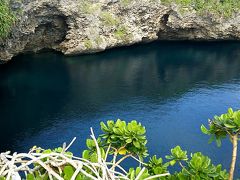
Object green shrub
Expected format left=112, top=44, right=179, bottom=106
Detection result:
left=201, top=108, right=240, bottom=180
left=100, top=12, right=120, bottom=26
left=2, top=108, right=240, bottom=179
left=147, top=155, right=169, bottom=175
left=0, top=0, right=16, bottom=39
left=25, top=118, right=232, bottom=179
left=100, top=119, right=148, bottom=157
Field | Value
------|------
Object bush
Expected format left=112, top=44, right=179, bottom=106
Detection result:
left=0, top=0, right=16, bottom=39
left=201, top=108, right=240, bottom=180
left=1, top=108, right=239, bottom=179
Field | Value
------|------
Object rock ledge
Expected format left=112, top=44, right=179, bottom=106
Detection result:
left=1, top=0, right=240, bottom=61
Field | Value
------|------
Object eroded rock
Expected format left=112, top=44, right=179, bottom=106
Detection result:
left=1, top=0, right=240, bottom=62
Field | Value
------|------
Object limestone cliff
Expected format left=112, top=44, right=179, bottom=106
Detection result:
left=0, top=0, right=240, bottom=62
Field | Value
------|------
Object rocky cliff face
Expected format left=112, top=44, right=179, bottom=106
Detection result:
left=0, top=0, right=240, bottom=62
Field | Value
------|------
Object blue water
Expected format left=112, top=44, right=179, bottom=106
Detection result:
left=0, top=41, right=240, bottom=175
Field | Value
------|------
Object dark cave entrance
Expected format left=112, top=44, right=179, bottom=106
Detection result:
left=24, top=15, right=69, bottom=52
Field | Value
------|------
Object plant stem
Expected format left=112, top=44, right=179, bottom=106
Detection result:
left=229, top=135, right=238, bottom=180
left=111, top=154, right=132, bottom=170
left=179, top=162, right=191, bottom=175
left=112, top=151, right=117, bottom=171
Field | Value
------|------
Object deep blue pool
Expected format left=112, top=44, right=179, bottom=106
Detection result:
left=0, top=41, right=240, bottom=175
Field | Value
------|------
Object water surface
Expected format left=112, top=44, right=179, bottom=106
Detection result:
left=0, top=41, right=240, bottom=175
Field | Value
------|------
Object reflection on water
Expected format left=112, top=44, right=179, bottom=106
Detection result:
left=0, top=41, right=240, bottom=174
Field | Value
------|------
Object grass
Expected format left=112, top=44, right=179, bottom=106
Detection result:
left=161, top=0, right=240, bottom=18
left=78, top=1, right=100, bottom=14
left=100, top=12, right=120, bottom=26
left=84, top=39, right=93, bottom=49
left=0, top=0, right=16, bottom=39
left=114, top=26, right=129, bottom=41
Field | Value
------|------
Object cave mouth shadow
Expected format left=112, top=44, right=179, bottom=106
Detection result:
left=23, top=13, right=69, bottom=52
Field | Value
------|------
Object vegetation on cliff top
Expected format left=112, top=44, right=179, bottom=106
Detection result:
left=161, top=0, right=240, bottom=18
left=0, top=0, right=16, bottom=39
left=0, top=108, right=240, bottom=179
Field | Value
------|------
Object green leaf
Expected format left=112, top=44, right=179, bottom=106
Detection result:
left=86, top=139, right=94, bottom=149
left=126, top=139, right=132, bottom=143
left=42, top=149, right=52, bottom=154
left=233, top=115, right=240, bottom=126
left=129, top=168, right=135, bottom=179
left=216, top=138, right=222, bottom=147
left=82, top=150, right=90, bottom=159
left=63, top=166, right=74, bottom=180
left=133, top=140, right=141, bottom=148
left=27, top=174, right=35, bottom=180
left=169, top=160, right=176, bottom=166
left=167, top=146, right=188, bottom=161
left=100, top=122, right=108, bottom=131
left=224, top=123, right=236, bottom=129
left=165, top=155, right=173, bottom=160
left=228, top=108, right=233, bottom=115
left=90, top=152, right=98, bottom=162
left=54, top=147, right=63, bottom=153
left=201, top=125, right=209, bottom=134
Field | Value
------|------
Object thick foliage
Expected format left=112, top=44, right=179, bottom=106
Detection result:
left=201, top=108, right=240, bottom=180
left=201, top=108, right=240, bottom=146
left=13, top=119, right=231, bottom=179
left=2, top=112, right=239, bottom=179
left=100, top=119, right=148, bottom=157
left=164, top=146, right=228, bottom=179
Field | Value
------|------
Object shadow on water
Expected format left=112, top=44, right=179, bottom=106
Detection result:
left=0, top=41, right=240, bottom=175
left=0, top=53, right=71, bottom=150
